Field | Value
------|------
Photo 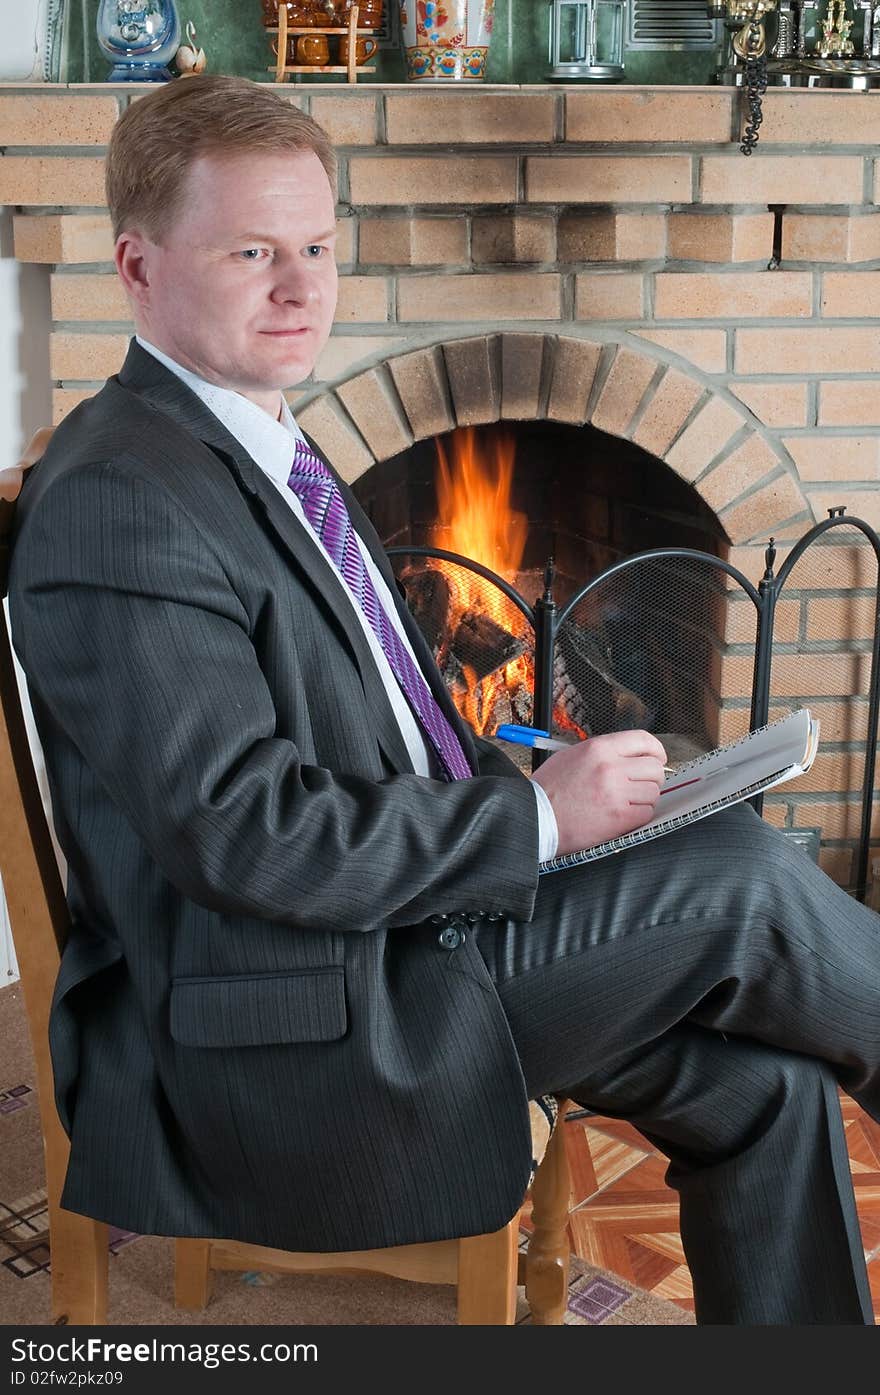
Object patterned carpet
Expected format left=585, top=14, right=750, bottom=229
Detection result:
left=0, top=983, right=690, bottom=1326
left=559, top=1102, right=880, bottom=1321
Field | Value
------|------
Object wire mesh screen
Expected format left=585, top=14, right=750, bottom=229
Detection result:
left=555, top=553, right=756, bottom=755
left=392, top=554, right=536, bottom=735
left=392, top=548, right=760, bottom=758
left=390, top=524, right=880, bottom=899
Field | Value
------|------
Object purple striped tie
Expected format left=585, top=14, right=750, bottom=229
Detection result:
left=287, top=438, right=472, bottom=781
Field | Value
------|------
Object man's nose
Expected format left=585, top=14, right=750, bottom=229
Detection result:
left=270, top=264, right=316, bottom=304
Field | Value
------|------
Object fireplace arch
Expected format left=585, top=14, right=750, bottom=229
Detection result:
left=294, top=331, right=812, bottom=547
left=290, top=334, right=800, bottom=764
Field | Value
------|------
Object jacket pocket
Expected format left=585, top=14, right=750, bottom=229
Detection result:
left=169, top=967, right=348, bottom=1048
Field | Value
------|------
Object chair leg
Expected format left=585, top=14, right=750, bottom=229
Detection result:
left=49, top=1204, right=108, bottom=1324
left=44, top=1110, right=108, bottom=1324
left=456, top=1217, right=519, bottom=1324
left=174, top=1238, right=213, bottom=1309
left=524, top=1098, right=572, bottom=1325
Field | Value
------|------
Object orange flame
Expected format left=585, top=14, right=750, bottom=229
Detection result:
left=425, top=426, right=587, bottom=741
left=431, top=427, right=527, bottom=587
left=430, top=428, right=532, bottom=735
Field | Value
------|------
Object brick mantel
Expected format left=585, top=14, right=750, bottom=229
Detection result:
left=4, top=81, right=880, bottom=562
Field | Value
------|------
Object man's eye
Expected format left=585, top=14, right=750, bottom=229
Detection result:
left=239, top=248, right=267, bottom=261
left=304, top=245, right=326, bottom=258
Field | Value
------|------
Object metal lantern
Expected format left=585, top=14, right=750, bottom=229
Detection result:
left=547, top=0, right=625, bottom=82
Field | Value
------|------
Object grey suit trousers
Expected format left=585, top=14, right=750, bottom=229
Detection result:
left=475, top=803, right=880, bottom=1325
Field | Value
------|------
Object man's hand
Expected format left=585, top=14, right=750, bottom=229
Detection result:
left=531, top=730, right=668, bottom=857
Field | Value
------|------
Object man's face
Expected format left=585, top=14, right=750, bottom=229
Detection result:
left=119, top=149, right=338, bottom=414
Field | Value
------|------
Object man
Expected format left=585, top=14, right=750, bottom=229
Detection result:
left=9, top=76, right=880, bottom=1325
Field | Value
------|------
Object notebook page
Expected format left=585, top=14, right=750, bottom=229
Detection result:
left=661, top=708, right=814, bottom=786
left=654, top=708, right=815, bottom=820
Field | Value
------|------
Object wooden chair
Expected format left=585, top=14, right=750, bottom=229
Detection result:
left=0, top=428, right=573, bottom=1326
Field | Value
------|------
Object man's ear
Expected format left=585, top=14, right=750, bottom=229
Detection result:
left=115, top=230, right=154, bottom=312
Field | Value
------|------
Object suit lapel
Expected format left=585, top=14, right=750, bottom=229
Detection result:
left=116, top=342, right=415, bottom=774
left=334, top=472, right=479, bottom=774
left=249, top=473, right=416, bottom=773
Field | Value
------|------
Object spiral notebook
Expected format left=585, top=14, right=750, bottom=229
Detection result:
left=538, top=707, right=820, bottom=875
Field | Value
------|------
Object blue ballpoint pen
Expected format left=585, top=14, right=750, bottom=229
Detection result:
left=495, top=723, right=570, bottom=752
left=496, top=724, right=677, bottom=773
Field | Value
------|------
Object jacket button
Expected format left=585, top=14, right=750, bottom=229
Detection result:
left=438, top=923, right=465, bottom=950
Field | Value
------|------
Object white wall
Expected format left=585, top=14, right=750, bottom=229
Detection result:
left=1, top=205, right=52, bottom=983
left=0, top=207, right=52, bottom=454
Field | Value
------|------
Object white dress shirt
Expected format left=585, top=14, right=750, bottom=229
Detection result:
left=136, top=337, right=558, bottom=859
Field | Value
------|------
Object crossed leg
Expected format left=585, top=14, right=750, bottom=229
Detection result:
left=476, top=803, right=880, bottom=1323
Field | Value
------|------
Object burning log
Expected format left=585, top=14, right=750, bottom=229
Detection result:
left=452, top=609, right=526, bottom=683
left=508, top=677, right=533, bottom=726
left=401, top=563, right=527, bottom=684
left=399, top=565, right=454, bottom=656
left=401, top=563, right=531, bottom=729
left=555, top=623, right=653, bottom=736
left=553, top=652, right=591, bottom=736
left=441, top=651, right=469, bottom=695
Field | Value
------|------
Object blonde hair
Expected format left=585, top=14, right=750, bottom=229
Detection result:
left=105, top=75, right=337, bottom=242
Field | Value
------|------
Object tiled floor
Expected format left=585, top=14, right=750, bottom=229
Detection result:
left=556, top=1096, right=880, bottom=1320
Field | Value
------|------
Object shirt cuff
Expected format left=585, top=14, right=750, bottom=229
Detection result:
left=530, top=778, right=559, bottom=862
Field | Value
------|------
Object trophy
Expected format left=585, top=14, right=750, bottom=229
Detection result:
left=708, top=1, right=778, bottom=61
left=819, top=0, right=855, bottom=54
left=725, top=0, right=880, bottom=80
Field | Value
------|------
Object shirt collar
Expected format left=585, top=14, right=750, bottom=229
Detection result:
left=135, top=336, right=304, bottom=489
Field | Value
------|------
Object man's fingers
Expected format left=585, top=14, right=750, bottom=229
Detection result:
left=626, top=755, right=667, bottom=786
left=628, top=802, right=660, bottom=829
left=627, top=780, right=664, bottom=808
left=608, top=728, right=668, bottom=764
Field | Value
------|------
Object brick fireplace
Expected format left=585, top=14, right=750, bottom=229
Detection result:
left=2, top=82, right=879, bottom=887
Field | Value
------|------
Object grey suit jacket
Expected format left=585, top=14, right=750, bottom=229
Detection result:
left=9, top=340, right=542, bottom=1251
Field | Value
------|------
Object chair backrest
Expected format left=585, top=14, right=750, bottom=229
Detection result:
left=0, top=427, right=70, bottom=1108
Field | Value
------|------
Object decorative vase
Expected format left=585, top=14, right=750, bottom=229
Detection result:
left=96, top=0, right=182, bottom=81
left=398, top=1, right=495, bottom=81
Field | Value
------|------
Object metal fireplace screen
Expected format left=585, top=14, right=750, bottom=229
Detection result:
left=389, top=514, right=880, bottom=904
left=390, top=548, right=747, bottom=759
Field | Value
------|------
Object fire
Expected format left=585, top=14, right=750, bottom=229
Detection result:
left=432, top=427, right=527, bottom=585
left=430, top=427, right=533, bottom=735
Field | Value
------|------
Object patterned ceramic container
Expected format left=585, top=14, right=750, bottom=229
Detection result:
left=398, top=0, right=495, bottom=81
